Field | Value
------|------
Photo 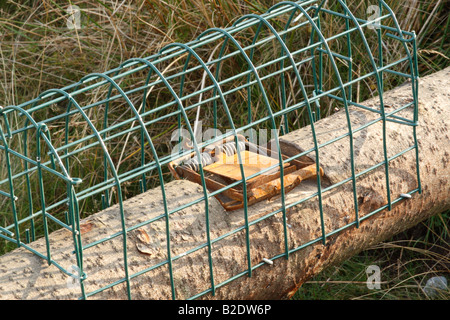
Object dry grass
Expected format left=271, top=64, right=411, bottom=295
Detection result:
left=0, top=0, right=448, bottom=298
left=294, top=213, right=449, bottom=300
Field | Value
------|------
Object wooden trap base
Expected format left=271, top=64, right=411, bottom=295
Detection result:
left=168, top=139, right=323, bottom=211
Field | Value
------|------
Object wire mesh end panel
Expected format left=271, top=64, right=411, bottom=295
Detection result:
left=0, top=0, right=420, bottom=300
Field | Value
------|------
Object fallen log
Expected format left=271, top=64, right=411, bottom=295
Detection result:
left=0, top=67, right=449, bottom=300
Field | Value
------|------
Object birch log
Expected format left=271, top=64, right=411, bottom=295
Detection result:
left=0, top=67, right=449, bottom=300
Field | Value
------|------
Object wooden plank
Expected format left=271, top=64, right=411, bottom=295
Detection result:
left=203, top=150, right=289, bottom=182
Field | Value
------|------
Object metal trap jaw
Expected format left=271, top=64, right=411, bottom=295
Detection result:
left=169, top=135, right=323, bottom=211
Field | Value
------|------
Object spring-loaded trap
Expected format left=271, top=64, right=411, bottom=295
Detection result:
left=169, top=135, right=323, bottom=210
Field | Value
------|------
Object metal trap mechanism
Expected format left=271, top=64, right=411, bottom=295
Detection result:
left=169, top=135, right=323, bottom=210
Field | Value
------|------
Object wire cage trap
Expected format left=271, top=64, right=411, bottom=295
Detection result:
left=0, top=0, right=420, bottom=300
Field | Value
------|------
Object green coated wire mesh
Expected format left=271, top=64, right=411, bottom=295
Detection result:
left=0, top=0, right=420, bottom=299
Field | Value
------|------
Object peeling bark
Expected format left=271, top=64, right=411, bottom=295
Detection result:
left=0, top=67, right=449, bottom=300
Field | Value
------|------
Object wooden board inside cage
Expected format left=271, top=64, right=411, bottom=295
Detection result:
left=203, top=150, right=290, bottom=183
left=168, top=139, right=323, bottom=211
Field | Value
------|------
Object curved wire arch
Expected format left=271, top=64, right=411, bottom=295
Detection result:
left=158, top=42, right=238, bottom=295
left=102, top=57, right=159, bottom=198
left=277, top=6, right=310, bottom=132
left=35, top=86, right=129, bottom=299
left=197, top=25, right=293, bottom=255
left=87, top=59, right=188, bottom=300
left=308, top=0, right=351, bottom=116
left=116, top=54, right=219, bottom=297
left=161, top=41, right=254, bottom=280
left=0, top=104, right=86, bottom=286
left=232, top=10, right=326, bottom=245
left=78, top=71, right=189, bottom=299
left=3, top=105, right=74, bottom=184
left=272, top=1, right=362, bottom=228
left=377, top=0, right=421, bottom=194
left=332, top=0, right=395, bottom=210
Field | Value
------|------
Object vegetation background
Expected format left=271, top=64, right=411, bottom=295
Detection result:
left=0, top=0, right=448, bottom=299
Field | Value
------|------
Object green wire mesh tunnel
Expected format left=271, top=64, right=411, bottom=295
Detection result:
left=0, top=0, right=420, bottom=299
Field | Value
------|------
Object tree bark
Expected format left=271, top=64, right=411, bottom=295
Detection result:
left=0, top=67, right=449, bottom=300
